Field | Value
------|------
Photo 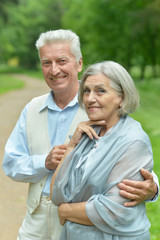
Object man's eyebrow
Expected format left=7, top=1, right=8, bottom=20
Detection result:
left=57, top=56, right=68, bottom=59
left=41, top=58, right=49, bottom=61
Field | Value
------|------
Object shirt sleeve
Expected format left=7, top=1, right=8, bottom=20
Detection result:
left=85, top=140, right=153, bottom=232
left=2, top=104, right=50, bottom=183
left=146, top=170, right=159, bottom=202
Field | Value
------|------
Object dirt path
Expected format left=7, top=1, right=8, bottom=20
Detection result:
left=0, top=74, right=49, bottom=240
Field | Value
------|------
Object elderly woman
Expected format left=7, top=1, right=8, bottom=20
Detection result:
left=50, top=61, right=153, bottom=239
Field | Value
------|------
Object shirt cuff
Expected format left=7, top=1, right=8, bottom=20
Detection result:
left=33, top=154, right=50, bottom=174
left=145, top=171, right=159, bottom=202
left=146, top=188, right=159, bottom=202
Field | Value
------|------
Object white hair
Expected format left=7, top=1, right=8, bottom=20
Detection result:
left=35, top=29, right=82, bottom=62
left=79, top=61, right=139, bottom=116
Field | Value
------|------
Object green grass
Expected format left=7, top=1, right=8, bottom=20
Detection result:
left=131, top=79, right=160, bottom=240
left=131, top=79, right=160, bottom=173
left=0, top=74, right=24, bottom=94
left=0, top=64, right=44, bottom=79
left=0, top=68, right=43, bottom=95
left=23, top=70, right=44, bottom=79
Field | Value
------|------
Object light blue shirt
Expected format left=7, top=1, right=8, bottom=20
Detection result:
left=3, top=91, right=79, bottom=196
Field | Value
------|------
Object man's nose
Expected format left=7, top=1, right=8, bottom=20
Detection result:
left=50, top=62, right=60, bottom=75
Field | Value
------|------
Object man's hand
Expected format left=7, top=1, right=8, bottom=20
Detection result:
left=45, top=144, right=67, bottom=170
left=118, top=168, right=158, bottom=207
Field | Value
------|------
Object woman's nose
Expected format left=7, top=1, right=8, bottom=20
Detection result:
left=87, top=91, right=96, bottom=102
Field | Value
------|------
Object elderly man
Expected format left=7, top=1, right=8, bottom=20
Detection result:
left=3, top=29, right=159, bottom=240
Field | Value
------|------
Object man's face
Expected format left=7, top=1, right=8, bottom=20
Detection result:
left=39, top=42, right=82, bottom=95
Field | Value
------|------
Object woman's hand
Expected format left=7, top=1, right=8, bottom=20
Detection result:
left=69, top=120, right=106, bottom=148
left=58, top=204, right=67, bottom=225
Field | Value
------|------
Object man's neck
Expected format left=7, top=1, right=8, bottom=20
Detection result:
left=52, top=84, right=79, bottom=109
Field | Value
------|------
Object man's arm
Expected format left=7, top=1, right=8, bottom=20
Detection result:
left=2, top=105, right=50, bottom=183
left=118, top=169, right=159, bottom=207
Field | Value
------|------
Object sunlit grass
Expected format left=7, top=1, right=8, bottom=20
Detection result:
left=23, top=70, right=44, bottom=79
left=0, top=74, right=24, bottom=94
left=131, top=79, right=160, bottom=239
left=131, top=79, right=160, bottom=174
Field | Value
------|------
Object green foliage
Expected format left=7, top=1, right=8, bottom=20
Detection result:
left=1, top=0, right=160, bottom=75
left=0, top=0, right=63, bottom=69
left=62, top=0, right=160, bottom=75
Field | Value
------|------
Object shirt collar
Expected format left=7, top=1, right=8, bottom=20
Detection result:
left=39, top=91, right=79, bottom=112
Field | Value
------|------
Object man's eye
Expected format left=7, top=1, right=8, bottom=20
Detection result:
left=59, top=59, right=67, bottom=64
left=42, top=61, right=50, bottom=66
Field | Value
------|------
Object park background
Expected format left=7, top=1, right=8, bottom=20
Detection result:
left=0, top=0, right=160, bottom=239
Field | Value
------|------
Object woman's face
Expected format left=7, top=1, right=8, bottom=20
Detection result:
left=83, top=74, right=123, bottom=128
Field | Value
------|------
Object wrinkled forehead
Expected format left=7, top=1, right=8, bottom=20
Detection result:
left=84, top=74, right=110, bottom=87
left=39, top=42, right=75, bottom=60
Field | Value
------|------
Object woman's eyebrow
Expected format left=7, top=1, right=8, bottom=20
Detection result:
left=84, top=83, right=106, bottom=88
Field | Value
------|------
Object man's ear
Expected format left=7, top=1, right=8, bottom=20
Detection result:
left=78, top=58, right=83, bottom=73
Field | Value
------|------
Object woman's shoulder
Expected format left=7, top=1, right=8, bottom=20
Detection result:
left=120, top=115, right=151, bottom=145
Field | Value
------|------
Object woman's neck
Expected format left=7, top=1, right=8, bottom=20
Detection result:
left=99, top=117, right=120, bottom=137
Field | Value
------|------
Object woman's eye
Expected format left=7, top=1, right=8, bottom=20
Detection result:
left=98, top=89, right=105, bottom=93
left=83, top=88, right=90, bottom=94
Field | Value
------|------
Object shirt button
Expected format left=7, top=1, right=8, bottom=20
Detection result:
left=46, top=196, right=51, bottom=201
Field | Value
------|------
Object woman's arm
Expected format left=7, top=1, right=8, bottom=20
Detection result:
left=85, top=140, right=153, bottom=227
left=58, top=140, right=153, bottom=228
left=58, top=202, right=93, bottom=226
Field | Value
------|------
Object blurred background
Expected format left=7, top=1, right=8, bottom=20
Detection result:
left=0, top=0, right=160, bottom=239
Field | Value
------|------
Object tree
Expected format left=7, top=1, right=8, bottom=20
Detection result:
left=132, top=1, right=160, bottom=78
left=0, top=0, right=63, bottom=69
left=62, top=0, right=160, bottom=78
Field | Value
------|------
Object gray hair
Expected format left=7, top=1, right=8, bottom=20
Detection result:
left=35, top=29, right=82, bottom=62
left=79, top=61, right=139, bottom=116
